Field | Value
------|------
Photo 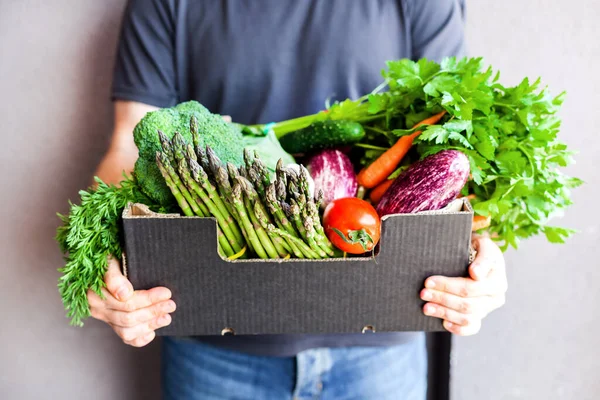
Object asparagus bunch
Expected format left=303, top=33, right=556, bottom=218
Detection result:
left=154, top=116, right=334, bottom=260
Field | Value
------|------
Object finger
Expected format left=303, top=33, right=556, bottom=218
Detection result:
left=420, top=288, right=493, bottom=317
left=423, top=303, right=478, bottom=327
left=221, top=115, right=232, bottom=123
left=469, top=236, right=504, bottom=281
left=443, top=319, right=482, bottom=336
left=106, top=300, right=176, bottom=328
left=104, top=256, right=134, bottom=301
left=87, top=289, right=109, bottom=321
left=126, top=331, right=156, bottom=348
left=424, top=276, right=491, bottom=298
left=102, top=286, right=172, bottom=312
left=112, top=314, right=172, bottom=343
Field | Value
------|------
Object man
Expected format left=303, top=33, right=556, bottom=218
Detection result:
left=89, top=1, right=507, bottom=398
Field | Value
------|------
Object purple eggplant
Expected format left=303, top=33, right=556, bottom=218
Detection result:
left=307, top=149, right=358, bottom=208
left=376, top=150, right=470, bottom=216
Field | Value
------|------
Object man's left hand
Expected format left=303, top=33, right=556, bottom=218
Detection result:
left=420, top=235, right=507, bottom=336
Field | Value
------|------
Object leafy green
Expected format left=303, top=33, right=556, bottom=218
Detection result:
left=376, top=57, right=581, bottom=250
left=241, top=130, right=295, bottom=172
left=56, top=176, right=162, bottom=326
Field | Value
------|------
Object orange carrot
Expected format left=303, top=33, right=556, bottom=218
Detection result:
left=472, top=215, right=491, bottom=231
left=369, top=178, right=396, bottom=204
left=458, top=194, right=477, bottom=201
left=357, top=110, right=447, bottom=188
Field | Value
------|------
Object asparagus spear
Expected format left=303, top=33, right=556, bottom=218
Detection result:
left=232, top=182, right=267, bottom=259
left=214, top=165, right=254, bottom=254
left=243, top=148, right=254, bottom=172
left=196, top=146, right=211, bottom=175
left=264, top=184, right=304, bottom=258
left=265, top=184, right=297, bottom=235
left=226, top=162, right=239, bottom=186
left=190, top=159, right=245, bottom=246
left=252, top=202, right=293, bottom=258
left=158, top=130, right=176, bottom=164
left=244, top=195, right=281, bottom=259
left=239, top=165, right=249, bottom=180
left=216, top=227, right=235, bottom=258
left=155, top=152, right=194, bottom=217
left=177, top=157, right=244, bottom=253
left=190, top=115, right=200, bottom=151
left=247, top=164, right=266, bottom=199
left=303, top=215, right=328, bottom=258
left=289, top=199, right=309, bottom=243
left=275, top=178, right=287, bottom=201
left=206, top=146, right=224, bottom=179
left=236, top=176, right=280, bottom=259
left=157, top=151, right=206, bottom=217
left=186, top=144, right=198, bottom=164
left=315, top=189, right=324, bottom=209
left=305, top=188, right=335, bottom=252
left=167, top=135, right=210, bottom=217
left=253, top=156, right=272, bottom=190
left=301, top=201, right=331, bottom=257
left=263, top=223, right=320, bottom=259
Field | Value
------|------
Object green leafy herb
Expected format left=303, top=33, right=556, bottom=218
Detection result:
left=380, top=57, right=582, bottom=250
left=56, top=176, right=161, bottom=326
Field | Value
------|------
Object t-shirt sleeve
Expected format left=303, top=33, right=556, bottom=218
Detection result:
left=111, top=0, right=178, bottom=107
left=406, top=0, right=467, bottom=61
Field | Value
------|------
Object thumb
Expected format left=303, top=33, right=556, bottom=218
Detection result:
left=221, top=115, right=232, bottom=123
left=468, top=236, right=495, bottom=281
left=105, top=255, right=133, bottom=301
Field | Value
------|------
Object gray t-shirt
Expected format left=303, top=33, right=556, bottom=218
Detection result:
left=112, top=0, right=466, bottom=357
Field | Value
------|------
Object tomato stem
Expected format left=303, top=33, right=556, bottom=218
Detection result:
left=331, top=227, right=374, bottom=252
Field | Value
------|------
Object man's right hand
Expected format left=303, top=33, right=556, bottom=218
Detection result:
left=87, top=256, right=176, bottom=347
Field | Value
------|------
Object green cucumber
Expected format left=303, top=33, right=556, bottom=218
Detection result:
left=278, top=120, right=365, bottom=154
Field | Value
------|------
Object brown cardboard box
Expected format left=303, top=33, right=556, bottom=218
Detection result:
left=122, top=199, right=473, bottom=336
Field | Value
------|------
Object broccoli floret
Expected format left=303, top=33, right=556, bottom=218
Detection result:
left=133, top=101, right=245, bottom=206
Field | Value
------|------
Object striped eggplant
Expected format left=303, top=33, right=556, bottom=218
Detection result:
left=376, top=150, right=470, bottom=216
left=307, top=149, right=358, bottom=208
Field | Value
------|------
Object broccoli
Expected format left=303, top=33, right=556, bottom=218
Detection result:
left=133, top=101, right=245, bottom=206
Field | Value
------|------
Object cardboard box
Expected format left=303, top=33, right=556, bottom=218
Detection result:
left=122, top=199, right=473, bottom=336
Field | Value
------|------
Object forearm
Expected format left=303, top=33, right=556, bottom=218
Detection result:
left=93, top=146, right=138, bottom=186
left=93, top=101, right=159, bottom=186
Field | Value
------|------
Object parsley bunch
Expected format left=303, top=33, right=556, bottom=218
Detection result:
left=366, top=57, right=582, bottom=250
left=56, top=176, right=161, bottom=326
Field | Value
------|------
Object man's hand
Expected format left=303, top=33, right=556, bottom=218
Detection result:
left=87, top=257, right=176, bottom=347
left=420, top=235, right=507, bottom=336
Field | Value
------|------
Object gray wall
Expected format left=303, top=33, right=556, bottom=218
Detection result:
left=0, top=1, right=161, bottom=399
left=0, top=1, right=597, bottom=399
left=453, top=1, right=600, bottom=400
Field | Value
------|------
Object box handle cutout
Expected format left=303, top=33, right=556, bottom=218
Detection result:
left=221, top=327, right=235, bottom=336
left=362, top=325, right=376, bottom=333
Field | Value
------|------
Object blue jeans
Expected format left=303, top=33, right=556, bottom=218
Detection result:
left=161, top=334, right=427, bottom=400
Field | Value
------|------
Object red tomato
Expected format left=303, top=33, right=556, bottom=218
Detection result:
left=322, top=198, right=381, bottom=254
